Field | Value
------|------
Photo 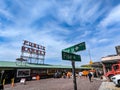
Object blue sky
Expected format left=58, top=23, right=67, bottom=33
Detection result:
left=0, top=0, right=120, bottom=66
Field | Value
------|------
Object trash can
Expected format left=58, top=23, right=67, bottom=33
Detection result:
left=0, top=84, right=4, bottom=90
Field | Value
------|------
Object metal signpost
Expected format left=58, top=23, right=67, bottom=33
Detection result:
left=62, top=42, right=86, bottom=90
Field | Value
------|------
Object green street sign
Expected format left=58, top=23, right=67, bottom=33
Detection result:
left=62, top=51, right=81, bottom=61
left=61, top=42, right=86, bottom=90
left=64, top=42, right=86, bottom=53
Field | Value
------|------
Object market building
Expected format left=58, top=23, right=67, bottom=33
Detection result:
left=0, top=61, right=91, bottom=84
left=101, top=55, right=120, bottom=75
left=101, top=45, right=120, bottom=75
left=82, top=45, right=120, bottom=78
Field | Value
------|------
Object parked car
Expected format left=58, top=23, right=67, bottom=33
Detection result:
left=111, top=74, right=120, bottom=87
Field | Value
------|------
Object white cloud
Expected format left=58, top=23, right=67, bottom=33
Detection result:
left=99, top=4, right=120, bottom=28
left=98, top=38, right=109, bottom=43
left=0, top=29, right=21, bottom=37
left=0, top=43, right=20, bottom=61
left=89, top=38, right=97, bottom=44
left=65, top=0, right=106, bottom=26
left=0, top=25, right=70, bottom=63
left=0, top=0, right=120, bottom=66
left=0, top=9, right=13, bottom=19
left=81, top=31, right=91, bottom=37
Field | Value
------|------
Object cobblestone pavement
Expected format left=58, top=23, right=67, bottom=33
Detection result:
left=4, top=77, right=102, bottom=90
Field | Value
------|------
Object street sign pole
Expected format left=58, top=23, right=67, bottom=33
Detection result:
left=62, top=42, right=86, bottom=90
left=72, top=61, right=77, bottom=90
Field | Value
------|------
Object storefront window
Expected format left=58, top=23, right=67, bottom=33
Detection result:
left=17, top=69, right=30, bottom=77
left=113, top=65, right=119, bottom=71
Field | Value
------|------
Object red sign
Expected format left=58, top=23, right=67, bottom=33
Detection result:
left=23, top=40, right=45, bottom=50
left=22, top=46, right=45, bottom=55
left=21, top=40, right=45, bottom=56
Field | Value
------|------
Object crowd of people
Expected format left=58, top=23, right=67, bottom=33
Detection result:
left=54, top=71, right=72, bottom=79
left=53, top=70, right=98, bottom=82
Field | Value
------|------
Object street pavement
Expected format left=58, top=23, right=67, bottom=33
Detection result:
left=4, top=77, right=101, bottom=90
left=4, top=77, right=120, bottom=90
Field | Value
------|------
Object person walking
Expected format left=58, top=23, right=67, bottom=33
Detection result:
left=67, top=72, right=71, bottom=79
left=88, top=72, right=92, bottom=82
left=78, top=71, right=83, bottom=78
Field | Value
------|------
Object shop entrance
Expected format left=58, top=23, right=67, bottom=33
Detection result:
left=1, top=70, right=16, bottom=84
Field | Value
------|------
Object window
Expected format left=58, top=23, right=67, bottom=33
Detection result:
left=17, top=69, right=30, bottom=77
left=113, top=65, right=119, bottom=71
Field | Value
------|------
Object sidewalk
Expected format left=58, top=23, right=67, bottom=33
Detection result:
left=93, top=77, right=120, bottom=90
left=98, top=82, right=120, bottom=90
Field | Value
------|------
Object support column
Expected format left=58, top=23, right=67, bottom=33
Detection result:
left=101, top=62, right=106, bottom=75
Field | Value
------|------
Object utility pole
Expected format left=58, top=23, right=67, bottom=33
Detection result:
left=89, top=50, right=93, bottom=65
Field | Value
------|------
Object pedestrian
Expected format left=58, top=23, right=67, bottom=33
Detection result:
left=62, top=73, right=66, bottom=79
left=78, top=71, right=83, bottom=78
left=88, top=72, right=92, bottom=82
left=82, top=70, right=88, bottom=78
left=54, top=72, right=58, bottom=78
left=36, top=75, right=40, bottom=80
left=11, top=77, right=15, bottom=87
left=67, top=72, right=71, bottom=78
